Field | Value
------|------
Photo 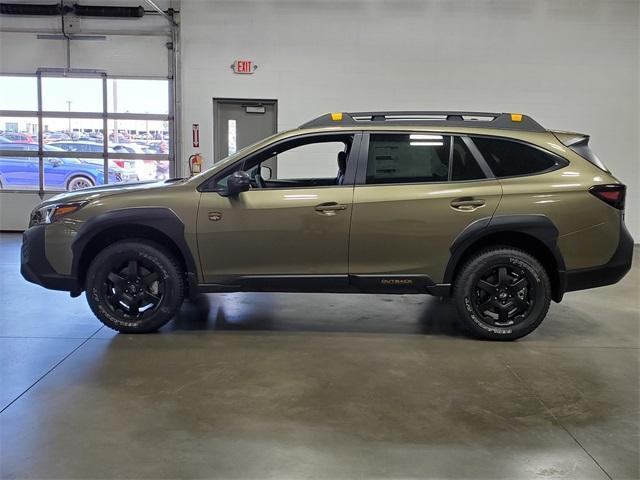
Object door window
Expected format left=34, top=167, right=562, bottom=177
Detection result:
left=451, top=137, right=486, bottom=181
left=471, top=137, right=561, bottom=177
left=366, top=133, right=450, bottom=184
left=211, top=134, right=354, bottom=191
left=255, top=141, right=347, bottom=181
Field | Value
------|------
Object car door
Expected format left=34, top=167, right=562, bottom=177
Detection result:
left=0, top=144, right=38, bottom=188
left=348, top=132, right=502, bottom=286
left=197, top=132, right=360, bottom=288
left=0, top=155, right=38, bottom=188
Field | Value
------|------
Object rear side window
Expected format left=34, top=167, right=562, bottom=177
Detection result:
left=472, top=137, right=560, bottom=177
left=451, top=137, right=485, bottom=181
left=366, top=133, right=450, bottom=184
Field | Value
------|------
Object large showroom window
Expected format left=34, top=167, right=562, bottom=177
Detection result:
left=0, top=74, right=172, bottom=192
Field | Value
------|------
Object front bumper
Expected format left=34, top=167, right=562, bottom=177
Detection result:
left=564, top=221, right=634, bottom=293
left=21, top=225, right=79, bottom=293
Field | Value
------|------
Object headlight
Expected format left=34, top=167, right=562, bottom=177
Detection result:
left=29, top=201, right=88, bottom=227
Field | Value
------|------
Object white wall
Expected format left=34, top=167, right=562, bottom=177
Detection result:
left=180, top=0, right=640, bottom=239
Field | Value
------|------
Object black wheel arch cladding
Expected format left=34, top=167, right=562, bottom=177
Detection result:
left=444, top=214, right=565, bottom=291
left=72, top=207, right=198, bottom=290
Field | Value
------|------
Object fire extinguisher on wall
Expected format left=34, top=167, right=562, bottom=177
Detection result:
left=189, top=153, right=202, bottom=176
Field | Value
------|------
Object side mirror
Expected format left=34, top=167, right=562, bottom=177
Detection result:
left=225, top=170, right=251, bottom=196
left=260, top=165, right=273, bottom=180
left=48, top=158, right=62, bottom=167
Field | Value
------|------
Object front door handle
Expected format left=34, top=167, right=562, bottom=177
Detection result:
left=450, top=198, right=486, bottom=211
left=314, top=202, right=347, bottom=215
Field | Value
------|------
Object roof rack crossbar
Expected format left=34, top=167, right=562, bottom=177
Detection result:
left=300, top=111, right=546, bottom=132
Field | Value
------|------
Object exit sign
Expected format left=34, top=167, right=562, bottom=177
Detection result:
left=232, top=60, right=254, bottom=74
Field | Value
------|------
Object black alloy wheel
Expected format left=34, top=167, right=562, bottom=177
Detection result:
left=105, top=259, right=164, bottom=320
left=470, top=265, right=534, bottom=327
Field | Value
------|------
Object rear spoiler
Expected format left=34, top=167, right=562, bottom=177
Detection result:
left=550, top=130, right=589, bottom=148
left=551, top=130, right=609, bottom=172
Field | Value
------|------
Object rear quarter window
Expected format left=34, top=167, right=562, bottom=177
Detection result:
left=472, top=137, right=563, bottom=177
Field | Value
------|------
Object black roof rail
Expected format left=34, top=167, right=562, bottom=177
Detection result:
left=299, top=111, right=546, bottom=132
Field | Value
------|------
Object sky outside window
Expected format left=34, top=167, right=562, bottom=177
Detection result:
left=0, top=76, right=38, bottom=110
left=107, top=79, right=168, bottom=114
left=42, top=77, right=103, bottom=112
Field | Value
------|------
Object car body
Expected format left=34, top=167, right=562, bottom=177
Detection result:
left=1, top=131, right=36, bottom=143
left=49, top=140, right=138, bottom=182
left=20, top=111, right=634, bottom=339
left=43, top=132, right=71, bottom=143
left=144, top=140, right=169, bottom=154
left=0, top=142, right=121, bottom=190
left=112, top=143, right=168, bottom=181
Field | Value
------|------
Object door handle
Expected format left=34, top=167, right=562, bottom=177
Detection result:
left=314, top=202, right=347, bottom=215
left=450, top=198, right=486, bottom=211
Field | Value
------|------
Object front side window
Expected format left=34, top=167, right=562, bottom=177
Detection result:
left=472, top=137, right=560, bottom=177
left=211, top=134, right=354, bottom=191
left=366, top=133, right=450, bottom=184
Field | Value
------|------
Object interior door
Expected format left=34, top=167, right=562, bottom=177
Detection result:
left=214, top=98, right=277, bottom=169
left=349, top=133, right=502, bottom=283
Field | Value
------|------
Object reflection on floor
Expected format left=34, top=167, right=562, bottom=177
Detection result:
left=0, top=233, right=638, bottom=479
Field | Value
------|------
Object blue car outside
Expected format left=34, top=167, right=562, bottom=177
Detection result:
left=0, top=142, right=120, bottom=190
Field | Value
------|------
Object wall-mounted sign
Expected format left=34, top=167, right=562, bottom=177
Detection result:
left=232, top=60, right=255, bottom=74
left=192, top=123, right=199, bottom=148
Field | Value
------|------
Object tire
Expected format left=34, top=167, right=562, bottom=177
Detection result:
left=85, top=240, right=185, bottom=333
left=453, top=247, right=551, bottom=341
left=66, top=175, right=95, bottom=191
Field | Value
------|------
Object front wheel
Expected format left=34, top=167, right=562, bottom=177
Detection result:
left=453, top=247, right=551, bottom=341
left=85, top=240, right=185, bottom=333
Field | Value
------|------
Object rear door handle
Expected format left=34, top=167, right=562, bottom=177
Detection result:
left=314, top=202, right=347, bottom=215
left=450, top=198, right=486, bottom=211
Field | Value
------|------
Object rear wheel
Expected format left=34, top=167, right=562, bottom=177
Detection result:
left=85, top=240, right=184, bottom=333
left=453, top=247, right=551, bottom=341
left=67, top=175, right=95, bottom=191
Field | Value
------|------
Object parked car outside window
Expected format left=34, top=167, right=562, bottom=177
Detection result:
left=0, top=142, right=122, bottom=190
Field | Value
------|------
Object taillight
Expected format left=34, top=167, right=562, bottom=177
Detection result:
left=589, top=184, right=626, bottom=210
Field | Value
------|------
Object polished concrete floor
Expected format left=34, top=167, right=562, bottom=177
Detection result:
left=0, top=232, right=638, bottom=479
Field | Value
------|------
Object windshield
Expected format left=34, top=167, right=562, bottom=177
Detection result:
left=188, top=131, right=283, bottom=182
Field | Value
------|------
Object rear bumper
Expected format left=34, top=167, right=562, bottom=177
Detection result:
left=21, top=226, right=79, bottom=293
left=564, top=221, right=634, bottom=293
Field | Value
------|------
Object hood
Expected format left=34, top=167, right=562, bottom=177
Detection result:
left=42, top=180, right=172, bottom=206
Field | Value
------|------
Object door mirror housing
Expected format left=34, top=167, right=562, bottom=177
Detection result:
left=48, top=158, right=62, bottom=167
left=224, top=170, right=251, bottom=196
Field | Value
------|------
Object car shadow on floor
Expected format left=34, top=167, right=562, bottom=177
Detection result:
left=166, top=293, right=468, bottom=338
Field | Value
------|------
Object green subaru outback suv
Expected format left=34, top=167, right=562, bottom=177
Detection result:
left=21, top=111, right=633, bottom=340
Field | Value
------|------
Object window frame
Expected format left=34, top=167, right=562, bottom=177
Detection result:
left=357, top=131, right=495, bottom=186
left=356, top=131, right=569, bottom=186
left=467, top=134, right=569, bottom=179
left=0, top=72, right=173, bottom=193
left=199, top=131, right=364, bottom=193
